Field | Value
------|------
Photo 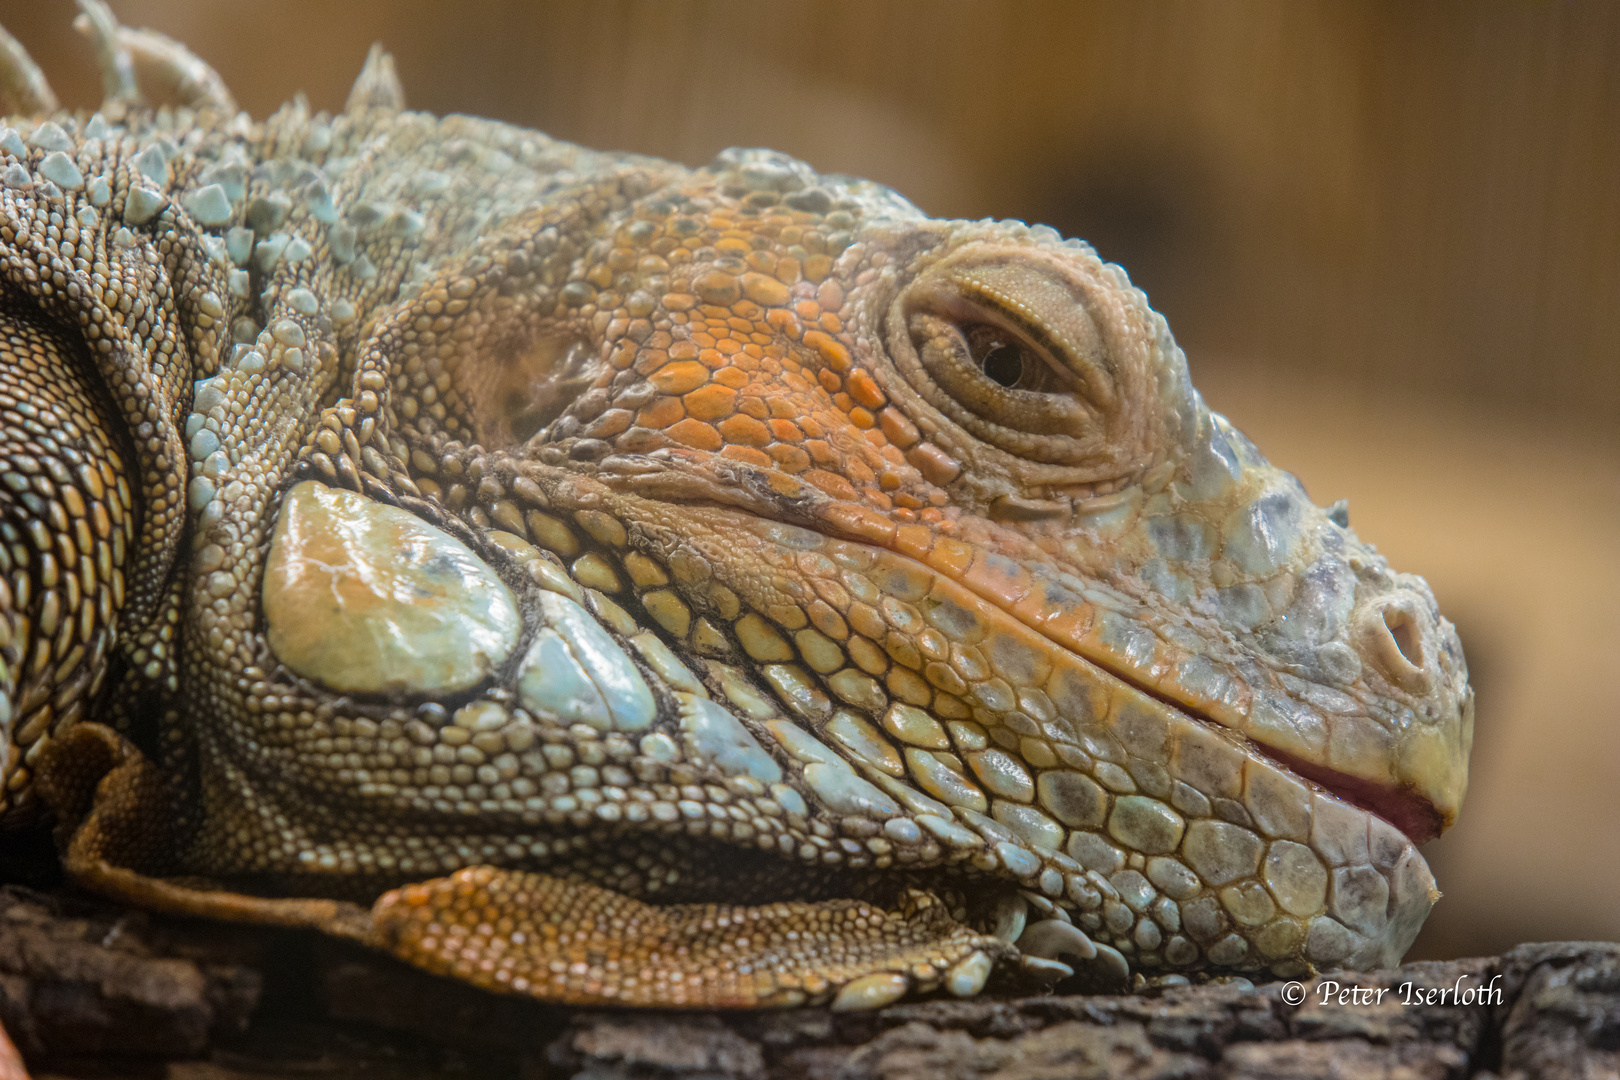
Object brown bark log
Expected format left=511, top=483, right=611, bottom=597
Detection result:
left=0, top=884, right=1611, bottom=1079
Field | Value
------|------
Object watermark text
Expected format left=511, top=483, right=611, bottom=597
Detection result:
left=1279, top=974, right=1502, bottom=1007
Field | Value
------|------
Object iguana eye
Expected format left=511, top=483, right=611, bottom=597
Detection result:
left=964, top=324, right=1069, bottom=393
left=893, top=257, right=1130, bottom=466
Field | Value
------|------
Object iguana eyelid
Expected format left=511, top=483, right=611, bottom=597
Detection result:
left=948, top=264, right=1117, bottom=411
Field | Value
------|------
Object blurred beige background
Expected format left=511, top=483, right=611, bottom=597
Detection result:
left=2, top=0, right=1616, bottom=963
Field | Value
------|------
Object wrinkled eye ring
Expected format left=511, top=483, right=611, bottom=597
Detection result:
left=890, top=259, right=1124, bottom=466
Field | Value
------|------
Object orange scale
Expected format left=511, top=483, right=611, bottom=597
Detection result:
left=805, top=439, right=838, bottom=465
left=878, top=407, right=919, bottom=447
left=729, top=307, right=761, bottom=326
left=847, top=460, right=877, bottom=485
left=715, top=338, right=743, bottom=356
left=768, top=419, right=804, bottom=442
left=765, top=308, right=802, bottom=339
left=717, top=414, right=771, bottom=446
left=714, top=367, right=750, bottom=389
left=668, top=341, right=701, bottom=361
left=737, top=395, right=769, bottom=418
left=743, top=343, right=766, bottom=358
left=818, top=369, right=842, bottom=394
left=862, top=429, right=887, bottom=448
left=719, top=445, right=773, bottom=467
left=767, top=443, right=811, bottom=472
left=764, top=472, right=808, bottom=499
left=666, top=418, right=723, bottom=451
left=803, top=469, right=859, bottom=501
left=803, top=330, right=852, bottom=372
left=650, top=360, right=710, bottom=394
left=691, top=332, right=718, bottom=348
left=926, top=536, right=977, bottom=576
left=684, top=384, right=738, bottom=421
left=794, top=300, right=821, bottom=320
left=819, top=313, right=843, bottom=333
left=799, top=415, right=826, bottom=437
left=776, top=256, right=801, bottom=283
left=635, top=348, right=671, bottom=373
left=847, top=371, right=886, bottom=409
left=699, top=304, right=733, bottom=319
left=636, top=396, right=685, bottom=429
left=716, top=237, right=752, bottom=253
left=862, top=488, right=893, bottom=510
left=698, top=348, right=728, bottom=370
left=893, top=493, right=923, bottom=510
left=877, top=470, right=903, bottom=491
left=920, top=508, right=944, bottom=523
left=821, top=502, right=897, bottom=544
left=732, top=352, right=762, bottom=371
left=850, top=407, right=876, bottom=429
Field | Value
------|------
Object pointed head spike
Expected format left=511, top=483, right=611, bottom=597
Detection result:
left=120, top=26, right=238, bottom=114
left=74, top=0, right=141, bottom=105
left=346, top=43, right=404, bottom=114
left=0, top=24, right=60, bottom=115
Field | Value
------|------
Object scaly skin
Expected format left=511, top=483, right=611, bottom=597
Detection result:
left=0, top=7, right=1471, bottom=1011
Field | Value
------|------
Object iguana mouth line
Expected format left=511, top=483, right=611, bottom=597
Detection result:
left=1015, top=629, right=1444, bottom=846
left=651, top=485, right=1442, bottom=848
left=1257, top=746, right=1442, bottom=845
left=961, top=598, right=1446, bottom=846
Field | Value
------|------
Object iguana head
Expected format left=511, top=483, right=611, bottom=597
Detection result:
left=0, top=7, right=1471, bottom=989
left=273, top=145, right=1465, bottom=975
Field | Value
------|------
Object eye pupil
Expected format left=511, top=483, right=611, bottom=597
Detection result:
left=981, top=343, right=1024, bottom=387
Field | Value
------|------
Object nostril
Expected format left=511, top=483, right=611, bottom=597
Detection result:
left=1383, top=608, right=1424, bottom=669
left=1357, top=599, right=1432, bottom=693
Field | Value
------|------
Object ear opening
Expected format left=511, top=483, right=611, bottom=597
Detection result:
left=454, top=331, right=604, bottom=452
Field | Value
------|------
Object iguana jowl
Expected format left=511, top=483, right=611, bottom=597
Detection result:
left=0, top=4, right=1472, bottom=1010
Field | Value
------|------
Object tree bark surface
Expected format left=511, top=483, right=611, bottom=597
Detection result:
left=0, top=885, right=1613, bottom=1079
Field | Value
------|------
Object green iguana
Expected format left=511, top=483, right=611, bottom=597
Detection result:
left=0, top=2, right=1471, bottom=1011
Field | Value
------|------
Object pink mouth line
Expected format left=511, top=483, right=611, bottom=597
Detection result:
left=1102, top=665, right=1445, bottom=846
left=992, top=597, right=1446, bottom=847
left=1260, top=744, right=1443, bottom=845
